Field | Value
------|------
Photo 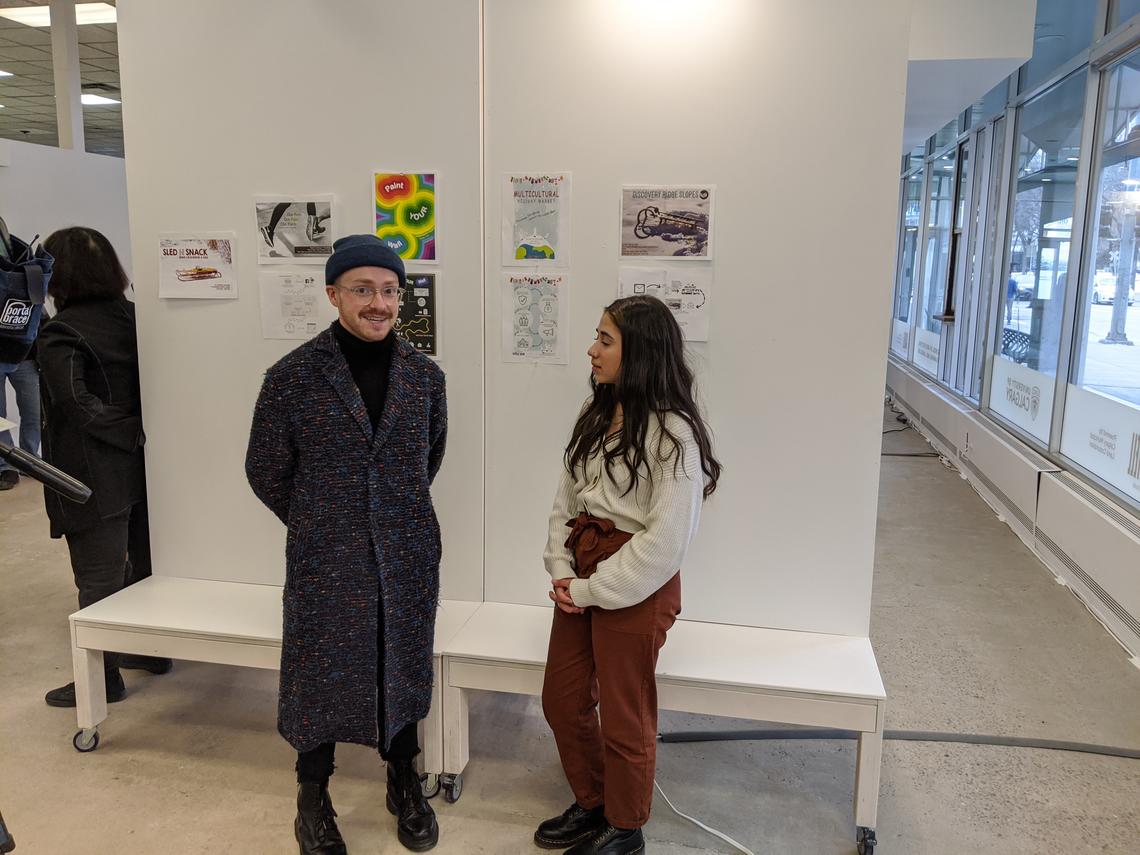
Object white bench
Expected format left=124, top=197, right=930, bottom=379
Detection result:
left=68, top=575, right=480, bottom=792
left=439, top=602, right=886, bottom=852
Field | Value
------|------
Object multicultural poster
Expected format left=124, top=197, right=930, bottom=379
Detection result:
left=620, top=185, right=715, bottom=259
left=373, top=172, right=437, bottom=261
left=258, top=269, right=327, bottom=340
left=158, top=233, right=238, bottom=299
left=254, top=196, right=333, bottom=264
left=396, top=272, right=438, bottom=357
left=502, top=273, right=567, bottom=364
left=502, top=173, right=571, bottom=266
left=618, top=266, right=712, bottom=342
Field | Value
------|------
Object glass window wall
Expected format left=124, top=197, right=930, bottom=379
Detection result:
left=891, top=173, right=923, bottom=357
left=1019, top=0, right=1097, bottom=94
left=992, top=72, right=1087, bottom=443
left=1063, top=49, right=1140, bottom=504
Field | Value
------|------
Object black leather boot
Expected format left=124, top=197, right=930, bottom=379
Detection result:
left=565, top=824, right=645, bottom=855
left=295, top=781, right=347, bottom=855
left=385, top=759, right=438, bottom=851
left=534, top=802, right=606, bottom=849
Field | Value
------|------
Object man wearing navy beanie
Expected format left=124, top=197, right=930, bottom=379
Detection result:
left=247, top=233, right=447, bottom=853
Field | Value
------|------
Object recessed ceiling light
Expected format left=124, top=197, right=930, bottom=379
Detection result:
left=0, top=3, right=117, bottom=27
left=1067, top=156, right=1079, bottom=161
left=81, top=93, right=120, bottom=105
left=1042, top=178, right=1053, bottom=182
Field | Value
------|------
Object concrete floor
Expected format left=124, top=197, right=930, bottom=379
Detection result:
left=1, top=405, right=1139, bottom=854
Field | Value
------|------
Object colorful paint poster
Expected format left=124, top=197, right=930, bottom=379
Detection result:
left=158, top=233, right=238, bottom=299
left=617, top=266, right=712, bottom=342
left=502, top=273, right=567, bottom=364
left=258, top=269, right=327, bottom=340
left=502, top=173, right=571, bottom=266
left=254, top=196, right=333, bottom=264
left=620, top=185, right=715, bottom=259
left=396, top=272, right=439, bottom=357
left=373, top=172, right=437, bottom=261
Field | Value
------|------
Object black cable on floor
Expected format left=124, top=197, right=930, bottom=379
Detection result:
left=658, top=728, right=1140, bottom=760
left=881, top=451, right=940, bottom=458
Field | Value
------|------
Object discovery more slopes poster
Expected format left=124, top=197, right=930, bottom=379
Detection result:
left=158, top=233, right=238, bottom=299
left=373, top=172, right=437, bottom=261
left=620, top=185, right=715, bottom=259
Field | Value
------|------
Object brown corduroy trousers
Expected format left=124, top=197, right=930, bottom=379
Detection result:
left=542, top=512, right=682, bottom=829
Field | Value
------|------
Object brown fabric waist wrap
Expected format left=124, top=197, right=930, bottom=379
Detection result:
left=564, top=512, right=633, bottom=579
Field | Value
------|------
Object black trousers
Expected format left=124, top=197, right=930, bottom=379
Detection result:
left=63, top=502, right=151, bottom=673
left=295, top=600, right=421, bottom=783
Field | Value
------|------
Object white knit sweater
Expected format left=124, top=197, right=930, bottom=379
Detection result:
left=544, top=411, right=705, bottom=610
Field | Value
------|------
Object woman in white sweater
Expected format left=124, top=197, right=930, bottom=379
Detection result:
left=535, top=295, right=721, bottom=855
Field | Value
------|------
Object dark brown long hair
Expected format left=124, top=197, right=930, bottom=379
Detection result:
left=43, top=227, right=129, bottom=309
left=565, top=295, right=721, bottom=499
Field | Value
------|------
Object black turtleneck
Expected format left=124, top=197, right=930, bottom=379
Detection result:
left=333, top=322, right=395, bottom=430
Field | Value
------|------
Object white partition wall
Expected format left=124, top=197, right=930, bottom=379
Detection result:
left=117, top=0, right=484, bottom=600
left=483, top=0, right=910, bottom=635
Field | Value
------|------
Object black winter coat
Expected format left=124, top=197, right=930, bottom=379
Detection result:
left=245, top=324, right=447, bottom=753
left=38, top=296, right=146, bottom=537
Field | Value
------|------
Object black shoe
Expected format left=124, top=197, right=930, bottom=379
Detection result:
left=0, top=470, right=17, bottom=490
left=534, top=802, right=606, bottom=849
left=120, top=654, right=173, bottom=674
left=565, top=824, right=645, bottom=855
left=44, top=671, right=126, bottom=707
left=385, top=758, right=438, bottom=851
left=295, top=781, right=347, bottom=855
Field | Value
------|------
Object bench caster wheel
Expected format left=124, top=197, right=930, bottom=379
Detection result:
left=857, top=826, right=876, bottom=854
left=73, top=728, right=100, bottom=753
left=420, top=773, right=441, bottom=799
left=441, top=773, right=463, bottom=803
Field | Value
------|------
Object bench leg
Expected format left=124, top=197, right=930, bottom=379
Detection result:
left=421, top=656, right=444, bottom=778
left=854, top=727, right=883, bottom=830
left=73, top=645, right=107, bottom=734
left=442, top=661, right=469, bottom=777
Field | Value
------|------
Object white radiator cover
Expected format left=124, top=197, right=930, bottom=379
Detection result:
left=1035, top=472, right=1140, bottom=660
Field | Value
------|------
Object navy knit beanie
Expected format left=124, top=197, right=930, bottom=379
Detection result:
left=325, top=234, right=406, bottom=288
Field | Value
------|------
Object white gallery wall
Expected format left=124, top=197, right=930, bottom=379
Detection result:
left=1, top=138, right=131, bottom=447
left=116, top=0, right=484, bottom=601
left=115, top=0, right=930, bottom=637
left=483, top=0, right=910, bottom=635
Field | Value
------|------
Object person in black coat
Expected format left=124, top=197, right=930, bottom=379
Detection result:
left=246, top=235, right=447, bottom=855
left=38, top=227, right=171, bottom=708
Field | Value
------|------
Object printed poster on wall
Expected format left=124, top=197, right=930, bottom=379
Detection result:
left=396, top=272, right=439, bottom=357
left=373, top=172, right=436, bottom=261
left=158, top=233, right=238, bottom=299
left=1060, top=384, right=1140, bottom=503
left=618, top=267, right=712, bottom=341
left=254, top=196, right=333, bottom=264
left=620, top=184, right=714, bottom=259
left=502, top=173, right=571, bottom=266
left=502, top=273, right=567, bottom=364
left=258, top=269, right=327, bottom=340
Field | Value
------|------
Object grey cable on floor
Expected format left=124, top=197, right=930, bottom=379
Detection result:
left=658, top=728, right=1140, bottom=760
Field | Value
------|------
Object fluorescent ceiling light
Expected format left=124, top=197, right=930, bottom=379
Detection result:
left=81, top=93, right=119, bottom=105
left=0, top=3, right=117, bottom=27
left=1123, top=178, right=1140, bottom=187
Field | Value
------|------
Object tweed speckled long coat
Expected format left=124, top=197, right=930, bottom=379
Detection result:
left=245, top=323, right=446, bottom=753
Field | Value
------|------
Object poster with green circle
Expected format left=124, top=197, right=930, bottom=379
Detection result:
left=374, top=173, right=436, bottom=260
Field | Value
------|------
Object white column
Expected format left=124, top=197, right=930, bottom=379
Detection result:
left=49, top=0, right=85, bottom=151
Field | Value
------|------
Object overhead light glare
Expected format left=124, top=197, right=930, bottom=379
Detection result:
left=0, top=3, right=117, bottom=27
left=0, top=70, right=12, bottom=78
left=81, top=93, right=119, bottom=105
left=1123, top=178, right=1140, bottom=187
left=1042, top=178, right=1053, bottom=182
